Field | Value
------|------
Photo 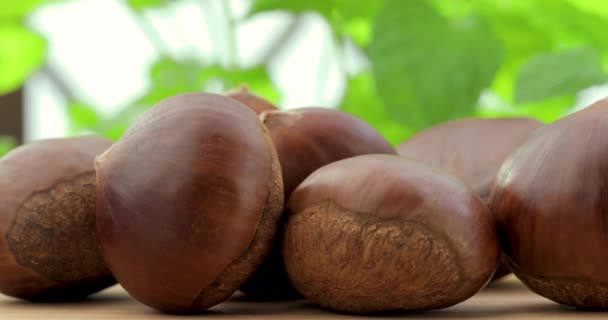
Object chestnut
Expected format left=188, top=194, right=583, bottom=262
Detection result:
left=225, top=85, right=278, bottom=114
left=0, top=136, right=115, bottom=301
left=95, top=93, right=283, bottom=313
left=397, top=117, right=543, bottom=280
left=490, top=99, right=608, bottom=308
left=397, top=117, right=543, bottom=201
left=240, top=108, right=396, bottom=300
left=283, top=155, right=499, bottom=313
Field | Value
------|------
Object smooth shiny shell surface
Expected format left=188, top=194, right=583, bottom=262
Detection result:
left=262, top=108, right=396, bottom=198
left=398, top=117, right=543, bottom=200
left=0, top=137, right=115, bottom=301
left=398, top=117, right=543, bottom=280
left=490, top=100, right=608, bottom=308
left=96, top=93, right=283, bottom=313
left=225, top=86, right=278, bottom=114
left=240, top=108, right=396, bottom=300
left=284, top=155, right=499, bottom=313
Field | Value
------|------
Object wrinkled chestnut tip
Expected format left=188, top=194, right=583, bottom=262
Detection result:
left=0, top=136, right=116, bottom=301
left=283, top=154, right=499, bottom=314
left=259, top=109, right=305, bottom=127
left=95, top=92, right=284, bottom=313
left=490, top=99, right=608, bottom=308
left=232, top=84, right=250, bottom=92
left=225, top=85, right=278, bottom=114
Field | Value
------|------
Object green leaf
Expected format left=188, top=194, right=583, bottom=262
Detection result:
left=329, top=1, right=385, bottom=46
left=339, top=19, right=372, bottom=47
left=110, top=57, right=281, bottom=141
left=250, top=0, right=385, bottom=47
left=477, top=91, right=571, bottom=123
left=251, top=0, right=385, bottom=20
left=68, top=101, right=102, bottom=129
left=0, top=24, right=46, bottom=95
left=515, top=48, right=607, bottom=104
left=0, top=136, right=16, bottom=157
left=141, top=57, right=280, bottom=106
left=432, top=0, right=608, bottom=117
left=0, top=0, right=49, bottom=19
left=138, top=57, right=207, bottom=105
left=572, top=0, right=608, bottom=21
left=339, top=73, right=412, bottom=145
left=529, top=1, right=608, bottom=51
left=101, top=122, right=131, bottom=141
left=127, top=0, right=166, bottom=11
left=202, top=66, right=281, bottom=104
left=250, top=0, right=334, bottom=17
left=95, top=105, right=145, bottom=141
left=368, top=0, right=503, bottom=130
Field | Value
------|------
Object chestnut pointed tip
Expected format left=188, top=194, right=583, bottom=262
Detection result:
left=259, top=109, right=304, bottom=128
left=225, top=84, right=250, bottom=95
left=225, top=86, right=278, bottom=114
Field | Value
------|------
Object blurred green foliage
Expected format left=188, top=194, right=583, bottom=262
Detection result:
left=368, top=0, right=503, bottom=130
left=2, top=0, right=608, bottom=152
left=0, top=136, right=16, bottom=157
left=250, top=0, right=385, bottom=47
left=0, top=1, right=47, bottom=95
left=254, top=0, right=608, bottom=143
left=515, top=47, right=607, bottom=103
left=127, top=0, right=165, bottom=10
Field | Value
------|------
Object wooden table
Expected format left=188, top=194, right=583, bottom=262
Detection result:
left=0, top=276, right=606, bottom=319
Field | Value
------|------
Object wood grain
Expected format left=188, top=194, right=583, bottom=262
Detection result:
left=1, top=276, right=607, bottom=319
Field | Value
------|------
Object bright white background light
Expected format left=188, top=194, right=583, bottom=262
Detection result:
left=23, top=0, right=358, bottom=141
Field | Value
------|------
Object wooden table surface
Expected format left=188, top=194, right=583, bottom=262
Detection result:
left=0, top=276, right=606, bottom=319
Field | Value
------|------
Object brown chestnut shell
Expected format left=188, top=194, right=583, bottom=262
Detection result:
left=490, top=99, right=608, bottom=308
left=262, top=108, right=397, bottom=198
left=284, top=155, right=499, bottom=313
left=95, top=93, right=283, bottom=313
left=397, top=117, right=543, bottom=200
left=397, top=117, right=543, bottom=280
left=240, top=108, right=396, bottom=300
left=225, top=85, right=278, bottom=114
left=0, top=136, right=115, bottom=301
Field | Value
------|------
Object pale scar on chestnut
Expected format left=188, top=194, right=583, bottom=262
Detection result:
left=284, top=200, right=462, bottom=312
left=6, top=173, right=110, bottom=282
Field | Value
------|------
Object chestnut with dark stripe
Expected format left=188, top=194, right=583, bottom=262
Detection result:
left=95, top=93, right=283, bottom=313
left=0, top=136, right=115, bottom=301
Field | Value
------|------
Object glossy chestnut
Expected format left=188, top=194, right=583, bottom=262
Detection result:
left=490, top=99, right=608, bottom=308
left=284, top=155, right=499, bottom=313
left=0, top=136, right=115, bottom=301
left=398, top=117, right=543, bottom=280
left=397, top=117, right=543, bottom=200
left=240, top=108, right=396, bottom=300
left=95, top=93, right=283, bottom=313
